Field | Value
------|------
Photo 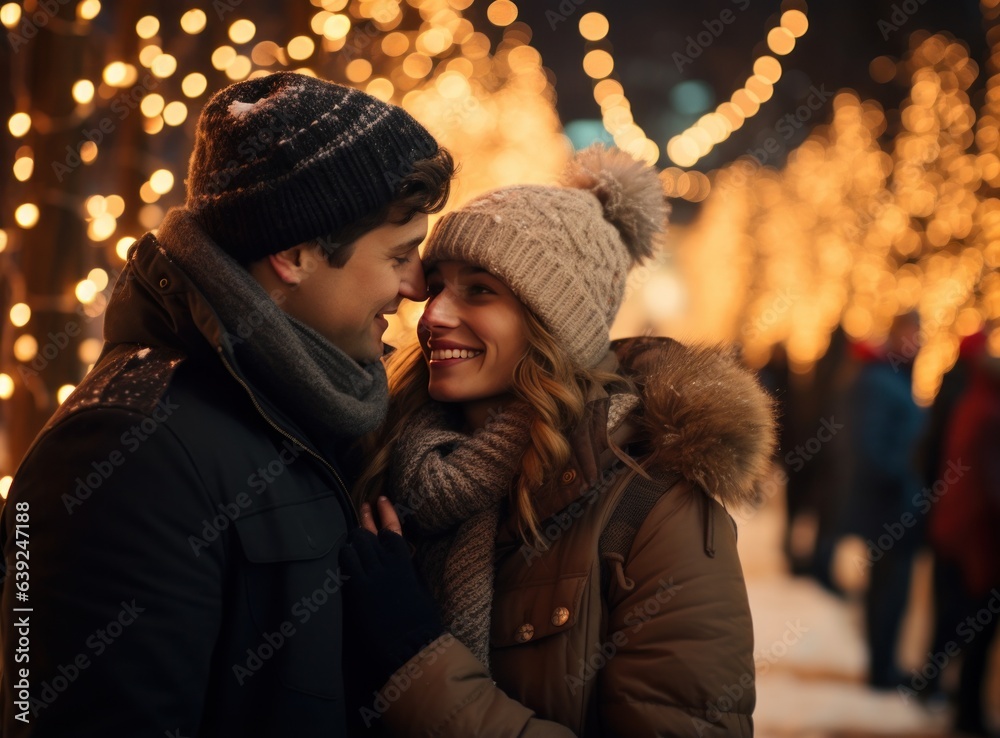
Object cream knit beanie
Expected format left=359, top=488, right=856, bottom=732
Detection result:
left=422, top=145, right=669, bottom=368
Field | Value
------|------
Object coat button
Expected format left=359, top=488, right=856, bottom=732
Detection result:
left=159, top=277, right=169, bottom=289
left=515, top=623, right=534, bottom=642
left=551, top=607, right=570, bottom=626
left=561, top=469, right=576, bottom=484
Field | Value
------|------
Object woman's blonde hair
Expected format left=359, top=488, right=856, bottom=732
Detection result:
left=353, top=308, right=632, bottom=543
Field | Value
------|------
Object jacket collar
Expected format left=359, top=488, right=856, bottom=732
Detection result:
left=101, top=233, right=331, bottom=464
left=526, top=336, right=777, bottom=525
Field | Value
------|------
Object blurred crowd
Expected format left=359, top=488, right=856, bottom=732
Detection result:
left=757, top=317, right=1000, bottom=736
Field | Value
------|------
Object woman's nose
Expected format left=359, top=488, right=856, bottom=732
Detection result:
left=420, top=288, right=460, bottom=328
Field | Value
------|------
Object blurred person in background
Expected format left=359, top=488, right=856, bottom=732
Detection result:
left=928, top=334, right=1000, bottom=736
left=841, top=311, right=929, bottom=689
left=917, top=330, right=989, bottom=704
left=803, top=327, right=858, bottom=592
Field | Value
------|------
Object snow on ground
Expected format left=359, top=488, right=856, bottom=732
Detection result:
left=733, top=465, right=995, bottom=737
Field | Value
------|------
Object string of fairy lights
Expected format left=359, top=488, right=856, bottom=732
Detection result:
left=571, top=4, right=808, bottom=201
left=671, top=31, right=999, bottom=406
left=664, top=7, right=809, bottom=168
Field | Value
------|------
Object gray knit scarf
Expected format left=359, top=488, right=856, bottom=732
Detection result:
left=156, top=207, right=388, bottom=441
left=390, top=400, right=534, bottom=668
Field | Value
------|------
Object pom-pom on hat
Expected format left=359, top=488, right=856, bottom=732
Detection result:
left=422, top=145, right=669, bottom=369
left=186, top=72, right=439, bottom=263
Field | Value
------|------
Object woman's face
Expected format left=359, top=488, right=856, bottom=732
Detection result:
left=417, top=260, right=529, bottom=404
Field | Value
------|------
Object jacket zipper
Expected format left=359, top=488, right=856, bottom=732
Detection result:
left=216, top=349, right=359, bottom=526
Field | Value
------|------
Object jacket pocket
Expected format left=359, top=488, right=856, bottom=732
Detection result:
left=490, top=573, right=590, bottom=648
left=234, top=495, right=347, bottom=699
left=490, top=573, right=597, bottom=734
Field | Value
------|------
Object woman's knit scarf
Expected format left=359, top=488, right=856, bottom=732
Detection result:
left=389, top=389, right=639, bottom=669
left=389, top=400, right=534, bottom=668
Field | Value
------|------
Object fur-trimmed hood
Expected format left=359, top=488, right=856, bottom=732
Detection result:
left=611, top=336, right=776, bottom=508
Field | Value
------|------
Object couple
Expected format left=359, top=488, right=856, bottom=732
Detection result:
left=0, top=73, right=774, bottom=737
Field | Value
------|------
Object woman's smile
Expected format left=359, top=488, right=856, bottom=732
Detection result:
left=417, top=261, right=529, bottom=403
left=428, top=341, right=485, bottom=363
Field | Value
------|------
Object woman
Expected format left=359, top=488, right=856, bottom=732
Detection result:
left=353, top=146, right=776, bottom=736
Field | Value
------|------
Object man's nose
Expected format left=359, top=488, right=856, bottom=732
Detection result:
left=398, top=259, right=426, bottom=302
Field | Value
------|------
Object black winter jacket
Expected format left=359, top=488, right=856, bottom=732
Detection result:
left=1, top=232, right=360, bottom=736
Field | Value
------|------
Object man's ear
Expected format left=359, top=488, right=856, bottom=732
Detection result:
left=267, top=242, right=324, bottom=286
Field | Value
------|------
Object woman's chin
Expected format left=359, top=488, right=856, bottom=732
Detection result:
left=428, top=385, right=467, bottom=403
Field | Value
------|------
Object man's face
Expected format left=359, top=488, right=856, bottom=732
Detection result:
left=283, top=214, right=429, bottom=363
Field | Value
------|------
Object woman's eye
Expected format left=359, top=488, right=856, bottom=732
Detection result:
left=468, top=284, right=494, bottom=295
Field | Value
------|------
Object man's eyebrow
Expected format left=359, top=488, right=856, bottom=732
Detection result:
left=391, top=237, right=424, bottom=254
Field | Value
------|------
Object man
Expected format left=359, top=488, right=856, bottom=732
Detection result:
left=0, top=72, right=452, bottom=736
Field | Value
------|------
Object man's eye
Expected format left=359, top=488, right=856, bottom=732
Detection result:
left=393, top=256, right=411, bottom=266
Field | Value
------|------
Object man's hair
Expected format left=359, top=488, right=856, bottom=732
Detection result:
left=314, top=147, right=456, bottom=268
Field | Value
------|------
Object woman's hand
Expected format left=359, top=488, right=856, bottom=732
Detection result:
left=358, top=495, right=403, bottom=535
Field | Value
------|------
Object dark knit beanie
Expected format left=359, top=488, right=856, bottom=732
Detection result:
left=185, top=72, right=440, bottom=262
